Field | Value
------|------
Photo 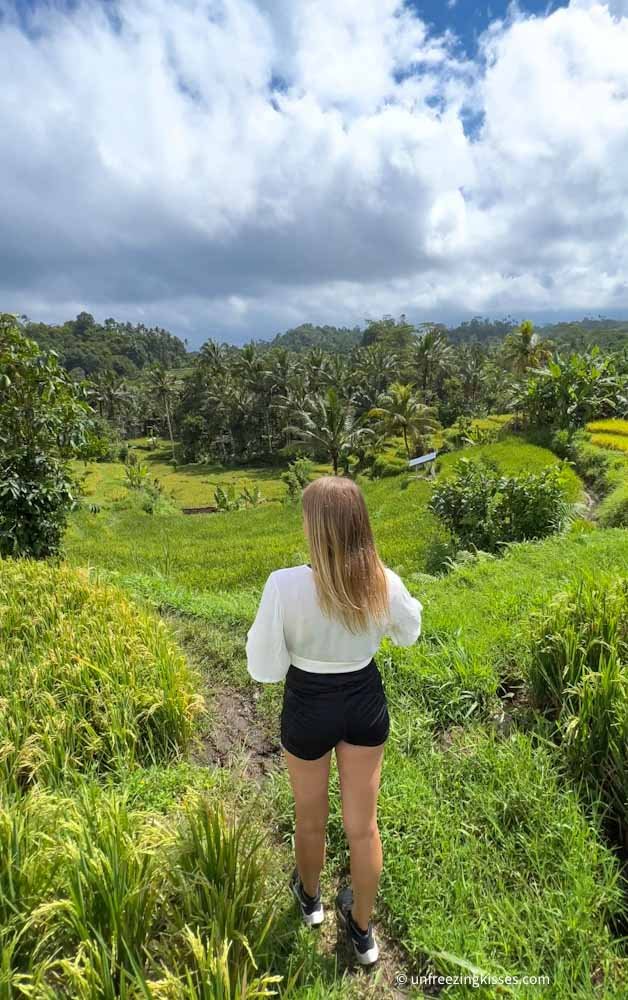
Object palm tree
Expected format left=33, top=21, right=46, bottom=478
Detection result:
left=88, top=370, right=132, bottom=422
left=501, top=320, right=552, bottom=375
left=285, top=387, right=368, bottom=475
left=408, top=327, right=454, bottom=399
left=350, top=344, right=401, bottom=417
left=147, top=364, right=178, bottom=462
left=198, top=339, right=228, bottom=376
left=368, top=382, right=441, bottom=458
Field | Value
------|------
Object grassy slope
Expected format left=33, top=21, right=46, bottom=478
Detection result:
left=67, top=436, right=581, bottom=591
left=61, top=438, right=628, bottom=996
left=74, top=437, right=329, bottom=508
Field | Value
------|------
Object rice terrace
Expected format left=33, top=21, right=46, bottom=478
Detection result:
left=4, top=1, right=628, bottom=996
left=3, top=307, right=628, bottom=1000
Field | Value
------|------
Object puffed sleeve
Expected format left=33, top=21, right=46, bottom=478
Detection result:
left=246, top=573, right=291, bottom=683
left=384, top=570, right=423, bottom=647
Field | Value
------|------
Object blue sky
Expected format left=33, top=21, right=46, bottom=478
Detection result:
left=1, top=0, right=628, bottom=344
left=410, top=0, right=569, bottom=51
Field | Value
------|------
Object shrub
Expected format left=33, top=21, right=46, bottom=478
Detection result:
left=0, top=315, right=91, bottom=558
left=550, top=428, right=572, bottom=459
left=429, top=458, right=572, bottom=553
left=281, top=456, right=314, bottom=501
left=214, top=485, right=241, bottom=512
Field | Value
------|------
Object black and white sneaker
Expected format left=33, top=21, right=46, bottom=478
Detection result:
left=290, top=867, right=324, bottom=926
left=335, top=886, right=379, bottom=966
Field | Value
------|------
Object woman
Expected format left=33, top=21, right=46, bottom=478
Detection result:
left=246, top=475, right=422, bottom=966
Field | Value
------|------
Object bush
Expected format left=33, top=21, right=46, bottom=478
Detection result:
left=429, top=458, right=572, bottom=553
left=550, top=428, right=572, bottom=459
left=0, top=316, right=91, bottom=558
left=281, top=456, right=314, bottom=501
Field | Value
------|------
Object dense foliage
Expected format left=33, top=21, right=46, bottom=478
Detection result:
left=515, top=349, right=625, bottom=430
left=24, top=311, right=187, bottom=376
left=429, top=458, right=572, bottom=552
left=0, top=315, right=92, bottom=557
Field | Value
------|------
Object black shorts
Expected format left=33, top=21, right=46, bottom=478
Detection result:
left=280, top=657, right=390, bottom=761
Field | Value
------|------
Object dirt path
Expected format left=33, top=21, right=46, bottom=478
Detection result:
left=191, top=683, right=281, bottom=782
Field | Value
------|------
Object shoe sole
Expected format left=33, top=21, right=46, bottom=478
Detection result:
left=292, top=881, right=325, bottom=926
left=335, top=901, right=380, bottom=965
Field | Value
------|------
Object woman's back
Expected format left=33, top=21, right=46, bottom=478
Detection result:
left=246, top=562, right=422, bottom=681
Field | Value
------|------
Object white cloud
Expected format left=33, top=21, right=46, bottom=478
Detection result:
left=0, top=0, right=627, bottom=344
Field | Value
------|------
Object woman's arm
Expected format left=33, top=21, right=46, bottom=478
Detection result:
left=384, top=569, right=423, bottom=647
left=246, top=573, right=291, bottom=682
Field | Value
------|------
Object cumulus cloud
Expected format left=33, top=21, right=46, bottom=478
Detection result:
left=0, top=0, right=627, bottom=344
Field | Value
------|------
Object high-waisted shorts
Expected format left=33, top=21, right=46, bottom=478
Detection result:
left=280, top=657, right=390, bottom=761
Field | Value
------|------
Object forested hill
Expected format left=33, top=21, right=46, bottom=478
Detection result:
left=23, top=312, right=188, bottom=377
left=446, top=316, right=628, bottom=350
left=21, top=312, right=628, bottom=374
left=263, top=317, right=628, bottom=353
left=261, top=322, right=362, bottom=354
left=542, top=318, right=628, bottom=352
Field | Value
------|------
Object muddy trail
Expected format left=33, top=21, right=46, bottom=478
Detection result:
left=192, top=683, right=281, bottom=782
left=163, top=610, right=421, bottom=999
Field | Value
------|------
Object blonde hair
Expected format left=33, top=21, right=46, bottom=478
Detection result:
left=301, top=476, right=389, bottom=633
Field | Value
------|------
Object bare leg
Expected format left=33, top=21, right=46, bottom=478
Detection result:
left=283, top=747, right=333, bottom=898
left=335, top=740, right=386, bottom=931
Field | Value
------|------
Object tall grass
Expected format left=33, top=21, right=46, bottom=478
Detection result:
left=0, top=785, right=283, bottom=998
left=170, top=798, right=277, bottom=965
left=0, top=560, right=203, bottom=789
left=528, top=577, right=628, bottom=842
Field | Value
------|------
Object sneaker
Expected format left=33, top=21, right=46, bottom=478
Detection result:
left=335, top=885, right=379, bottom=965
left=290, top=867, right=324, bottom=926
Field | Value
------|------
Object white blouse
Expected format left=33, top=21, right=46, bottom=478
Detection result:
left=246, top=564, right=422, bottom=682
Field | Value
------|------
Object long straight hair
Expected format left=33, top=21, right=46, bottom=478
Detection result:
left=301, top=476, right=389, bottom=633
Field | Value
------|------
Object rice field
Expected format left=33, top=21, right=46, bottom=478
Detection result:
left=5, top=435, right=628, bottom=997
left=587, top=419, right=628, bottom=454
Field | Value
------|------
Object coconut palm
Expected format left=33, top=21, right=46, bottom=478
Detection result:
left=502, top=320, right=552, bottom=375
left=408, top=326, right=454, bottom=399
left=88, top=370, right=132, bottom=423
left=285, top=387, right=369, bottom=475
left=147, top=365, right=179, bottom=461
left=368, top=382, right=441, bottom=458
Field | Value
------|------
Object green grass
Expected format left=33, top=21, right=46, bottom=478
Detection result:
left=73, top=437, right=330, bottom=509
left=8, top=433, right=628, bottom=997
left=375, top=730, right=625, bottom=998
left=66, top=437, right=582, bottom=593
